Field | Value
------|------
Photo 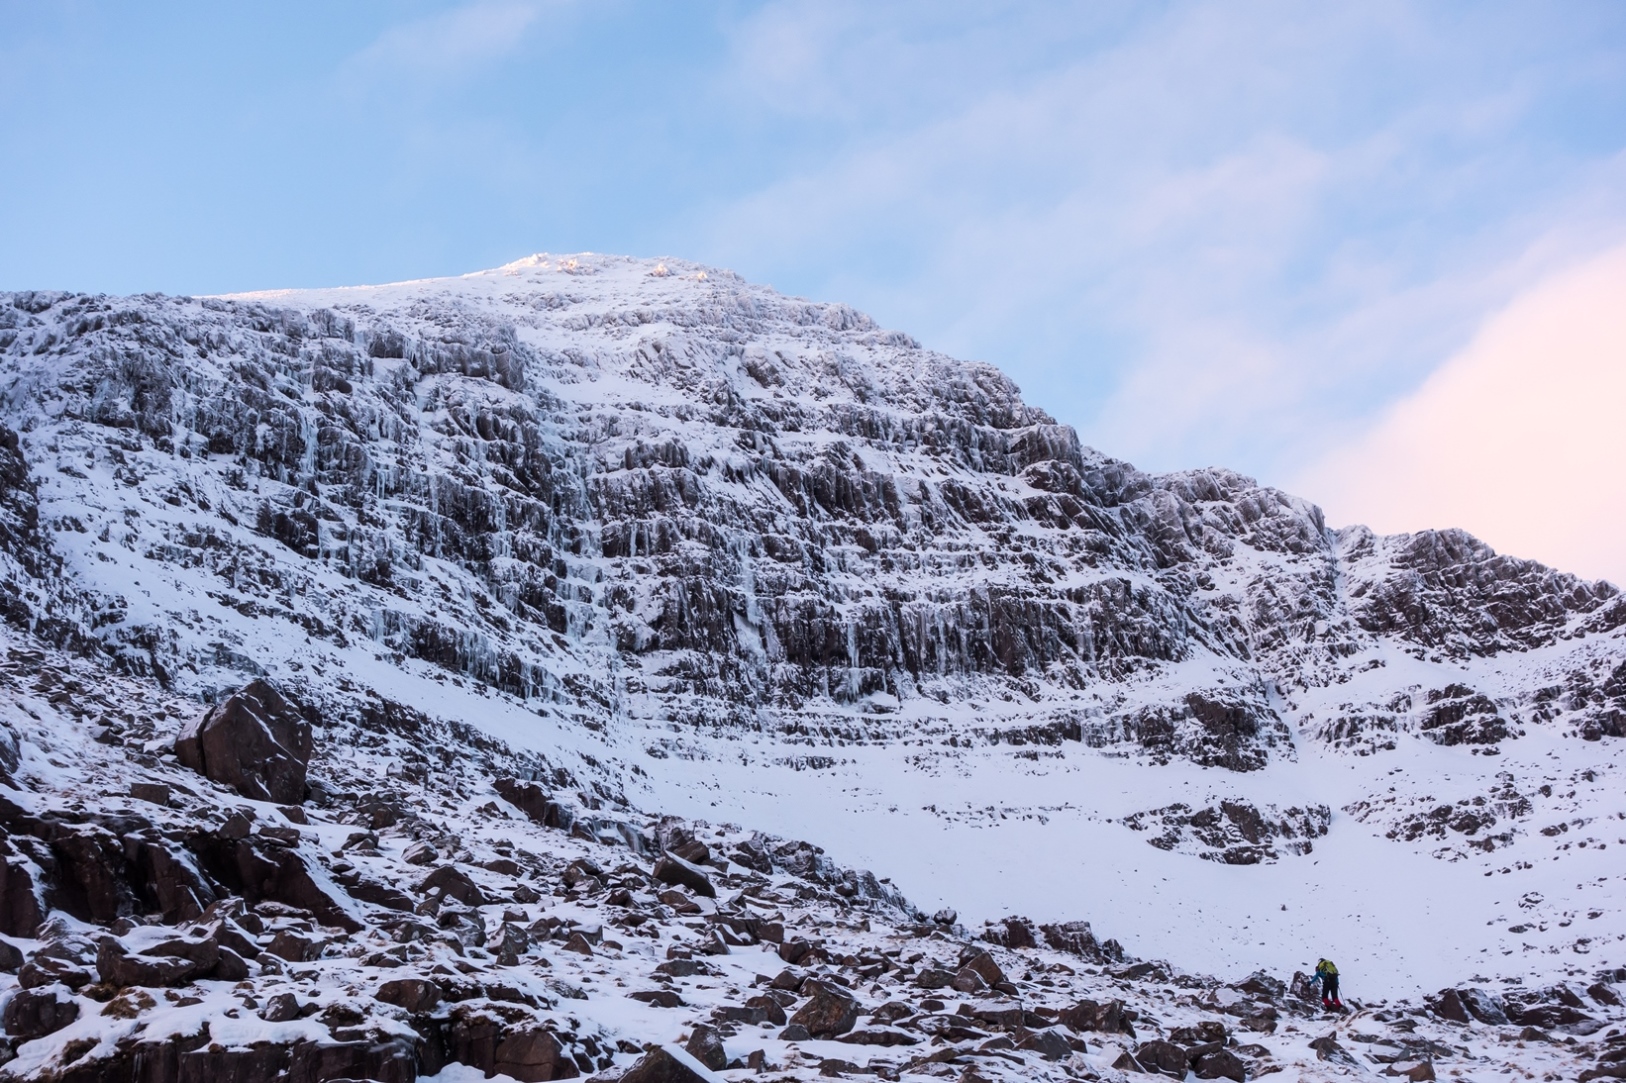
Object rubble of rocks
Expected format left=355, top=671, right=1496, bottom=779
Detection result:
left=0, top=658, right=1620, bottom=1082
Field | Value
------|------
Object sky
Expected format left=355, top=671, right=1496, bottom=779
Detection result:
left=2, top=1, right=1624, bottom=581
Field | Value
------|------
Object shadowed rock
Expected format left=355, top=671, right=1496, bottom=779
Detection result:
left=175, top=680, right=312, bottom=804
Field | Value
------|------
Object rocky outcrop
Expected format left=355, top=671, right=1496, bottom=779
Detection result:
left=1122, top=800, right=1331, bottom=863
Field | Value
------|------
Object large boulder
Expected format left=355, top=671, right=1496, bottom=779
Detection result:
left=789, top=980, right=860, bottom=1039
left=684, top=1024, right=728, bottom=1071
left=653, top=853, right=716, bottom=898
left=1194, top=1048, right=1248, bottom=1081
left=442, top=1003, right=579, bottom=1082
left=1061, top=997, right=1132, bottom=1035
left=1432, top=987, right=1509, bottom=1025
left=4, top=985, right=79, bottom=1041
left=175, top=680, right=312, bottom=804
left=620, top=1045, right=718, bottom=1083
left=494, top=778, right=575, bottom=829
left=1134, top=1040, right=1191, bottom=1078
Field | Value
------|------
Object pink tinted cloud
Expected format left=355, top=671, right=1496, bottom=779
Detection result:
left=1297, top=243, right=1626, bottom=584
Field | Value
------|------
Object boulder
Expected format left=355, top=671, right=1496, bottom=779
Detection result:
left=129, top=782, right=171, bottom=806
left=653, top=853, right=715, bottom=898
left=959, top=950, right=1006, bottom=987
left=376, top=978, right=443, bottom=1014
left=685, top=1024, right=728, bottom=1071
left=1310, top=1035, right=1358, bottom=1066
left=1194, top=1049, right=1248, bottom=1081
left=951, top=966, right=988, bottom=994
left=265, top=930, right=321, bottom=962
left=175, top=680, right=312, bottom=805
left=261, top=992, right=301, bottom=1022
left=1457, top=988, right=1509, bottom=1025
left=836, top=1027, right=918, bottom=1047
left=193, top=834, right=362, bottom=932
left=96, top=938, right=206, bottom=988
left=442, top=1003, right=577, bottom=1081
left=620, top=1045, right=717, bottom=1083
left=495, top=1027, right=578, bottom=1082
left=53, top=1035, right=417, bottom=1083
left=18, top=952, right=93, bottom=991
left=128, top=833, right=216, bottom=923
left=1060, top=998, right=1130, bottom=1034
left=417, top=864, right=490, bottom=907
left=1590, top=982, right=1623, bottom=1007
left=789, top=981, right=860, bottom=1039
left=1236, top=970, right=1286, bottom=1000
left=1510, top=1003, right=1596, bottom=1030
left=403, top=840, right=438, bottom=866
left=1018, top=1029, right=1072, bottom=1061
left=494, top=777, right=574, bottom=830
left=4, top=985, right=80, bottom=1040
left=1430, top=988, right=1470, bottom=1023
left=1133, top=1040, right=1189, bottom=1078
left=982, top=915, right=1039, bottom=949
left=778, top=939, right=816, bottom=965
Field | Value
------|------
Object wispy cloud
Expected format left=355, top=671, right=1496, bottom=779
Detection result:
left=343, top=1, right=551, bottom=84
left=696, top=1, right=1626, bottom=484
left=1295, top=242, right=1626, bottom=584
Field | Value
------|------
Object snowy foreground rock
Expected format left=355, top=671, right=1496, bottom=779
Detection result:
left=0, top=255, right=1622, bottom=1080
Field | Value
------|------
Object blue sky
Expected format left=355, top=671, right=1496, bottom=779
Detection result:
left=4, top=2, right=1626, bottom=574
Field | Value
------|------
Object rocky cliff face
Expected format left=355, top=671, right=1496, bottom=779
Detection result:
left=0, top=259, right=1617, bottom=774
left=0, top=257, right=1624, bottom=1002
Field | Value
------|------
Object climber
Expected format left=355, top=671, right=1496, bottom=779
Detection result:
left=1313, top=958, right=1342, bottom=1009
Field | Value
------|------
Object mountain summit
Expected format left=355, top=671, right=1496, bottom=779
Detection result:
left=0, top=255, right=1621, bottom=1080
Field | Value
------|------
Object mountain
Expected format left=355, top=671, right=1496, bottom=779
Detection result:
left=0, top=255, right=1621, bottom=1081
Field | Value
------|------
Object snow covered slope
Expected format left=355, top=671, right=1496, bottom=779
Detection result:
left=0, top=255, right=1622, bottom=999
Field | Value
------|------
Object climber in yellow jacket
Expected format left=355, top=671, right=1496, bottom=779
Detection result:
left=1313, top=959, right=1342, bottom=1009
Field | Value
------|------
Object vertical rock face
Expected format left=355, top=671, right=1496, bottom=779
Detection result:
left=0, top=256, right=1619, bottom=781
left=175, top=680, right=312, bottom=804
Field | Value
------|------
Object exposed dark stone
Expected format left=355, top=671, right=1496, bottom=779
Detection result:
left=129, top=783, right=171, bottom=806
left=684, top=1023, right=727, bottom=1072
left=0, top=841, right=45, bottom=938
left=192, top=834, right=361, bottom=932
left=1060, top=998, right=1132, bottom=1035
left=494, top=778, right=575, bottom=830
left=1193, top=1048, right=1248, bottom=1081
left=1134, top=1040, right=1189, bottom=1078
left=442, top=1003, right=577, bottom=1082
left=4, top=985, right=80, bottom=1040
left=417, top=865, right=489, bottom=908
left=1431, top=987, right=1508, bottom=1026
left=981, top=915, right=1037, bottom=949
left=958, top=950, right=1005, bottom=987
left=620, top=1045, right=713, bottom=1083
left=789, top=981, right=860, bottom=1039
left=1310, top=1034, right=1358, bottom=1066
left=1509, top=1003, right=1595, bottom=1030
left=1019, top=1029, right=1073, bottom=1061
left=652, top=854, right=715, bottom=899
left=175, top=680, right=312, bottom=804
